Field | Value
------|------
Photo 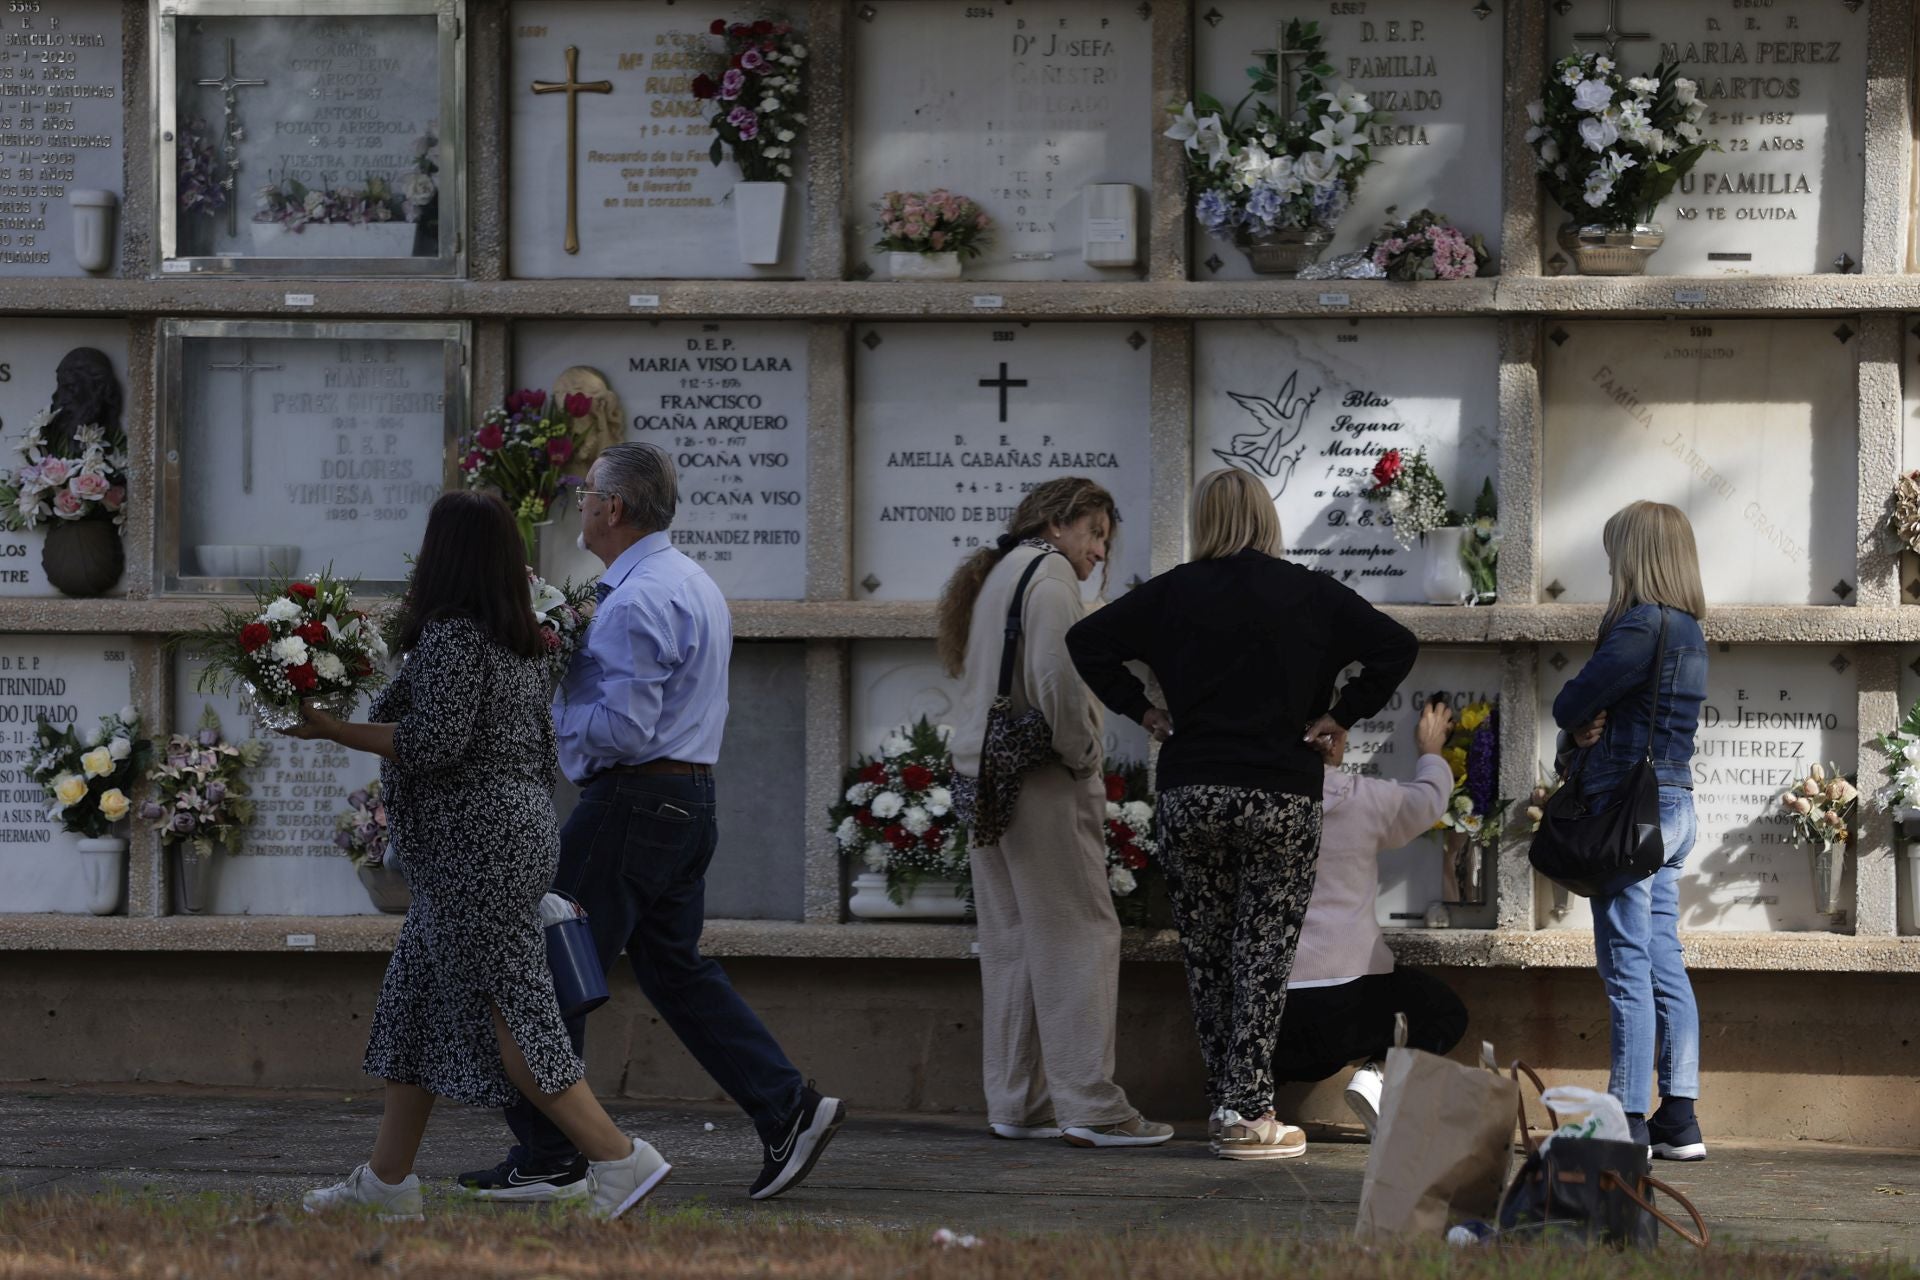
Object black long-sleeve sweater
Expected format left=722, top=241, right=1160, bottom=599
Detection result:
left=1065, top=549, right=1420, bottom=799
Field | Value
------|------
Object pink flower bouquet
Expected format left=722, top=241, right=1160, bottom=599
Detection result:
left=873, top=189, right=993, bottom=259
left=1366, top=209, right=1489, bottom=282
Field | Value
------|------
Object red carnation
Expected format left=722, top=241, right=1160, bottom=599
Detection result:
left=239, top=623, right=271, bottom=653
left=859, top=762, right=887, bottom=786
left=885, top=824, right=915, bottom=851
left=1122, top=845, right=1149, bottom=870
left=287, top=663, right=318, bottom=692
left=729, top=22, right=750, bottom=36
left=354, top=656, right=375, bottom=677
left=295, top=620, right=328, bottom=646
left=901, top=764, right=934, bottom=792
left=921, top=827, right=945, bottom=849
left=288, top=581, right=317, bottom=600
left=752, top=19, right=773, bottom=34
left=856, top=809, right=883, bottom=828
left=1107, top=819, right=1126, bottom=843
left=691, top=73, right=718, bottom=99
left=1371, top=449, right=1403, bottom=488
left=1104, top=774, right=1126, bottom=803
left=710, top=18, right=728, bottom=34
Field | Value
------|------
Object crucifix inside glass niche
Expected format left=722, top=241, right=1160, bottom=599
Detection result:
left=195, top=36, right=268, bottom=238
left=207, top=340, right=283, bottom=496
left=1570, top=0, right=1651, bottom=60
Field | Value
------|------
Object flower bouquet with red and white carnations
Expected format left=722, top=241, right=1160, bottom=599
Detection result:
left=1102, top=759, right=1169, bottom=927
left=172, top=567, right=388, bottom=731
left=830, top=717, right=969, bottom=904
left=459, top=388, right=595, bottom=562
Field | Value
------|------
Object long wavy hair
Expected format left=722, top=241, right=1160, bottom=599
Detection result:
left=397, top=491, right=543, bottom=659
left=934, top=476, right=1119, bottom=677
left=1600, top=500, right=1706, bottom=635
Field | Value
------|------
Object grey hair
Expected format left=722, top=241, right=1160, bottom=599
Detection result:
left=594, top=441, right=678, bottom=532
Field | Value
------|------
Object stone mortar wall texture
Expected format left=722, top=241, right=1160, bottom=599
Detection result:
left=0, top=0, right=1915, bottom=976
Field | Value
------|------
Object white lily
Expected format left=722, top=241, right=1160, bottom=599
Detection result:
left=1308, top=113, right=1362, bottom=163
left=1318, top=85, right=1372, bottom=118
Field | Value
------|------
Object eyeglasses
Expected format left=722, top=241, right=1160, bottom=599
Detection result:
left=575, top=488, right=611, bottom=510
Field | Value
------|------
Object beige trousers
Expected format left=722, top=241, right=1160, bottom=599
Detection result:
left=969, top=764, right=1137, bottom=1129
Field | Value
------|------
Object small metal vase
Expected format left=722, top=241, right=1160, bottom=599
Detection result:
left=1234, top=225, right=1331, bottom=276
left=171, top=844, right=217, bottom=914
left=1559, top=222, right=1665, bottom=276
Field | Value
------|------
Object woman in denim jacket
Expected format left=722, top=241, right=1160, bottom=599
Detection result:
left=1551, top=501, right=1709, bottom=1162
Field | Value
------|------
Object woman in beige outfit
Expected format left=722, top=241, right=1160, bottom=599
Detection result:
left=936, top=478, right=1173, bottom=1149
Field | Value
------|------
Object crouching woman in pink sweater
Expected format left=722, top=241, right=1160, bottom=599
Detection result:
left=1273, top=698, right=1468, bottom=1137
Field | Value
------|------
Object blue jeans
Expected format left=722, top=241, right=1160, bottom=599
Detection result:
left=504, top=772, right=805, bottom=1159
left=1591, top=786, right=1701, bottom=1115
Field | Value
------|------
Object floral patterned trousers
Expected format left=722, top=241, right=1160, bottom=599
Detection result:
left=1155, top=785, right=1323, bottom=1119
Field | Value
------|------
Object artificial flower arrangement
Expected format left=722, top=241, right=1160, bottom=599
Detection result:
left=139, top=707, right=263, bottom=857
left=28, top=706, right=150, bottom=838
left=0, top=411, right=129, bottom=531
left=1527, top=53, right=1713, bottom=231
left=1366, top=208, right=1489, bottom=282
left=690, top=18, right=808, bottom=182
left=1435, top=700, right=1508, bottom=845
left=177, top=117, right=228, bottom=221
left=873, top=190, right=994, bottom=260
left=459, top=387, right=596, bottom=562
left=252, top=128, right=438, bottom=232
left=1888, top=470, right=1920, bottom=557
left=381, top=565, right=598, bottom=689
left=173, top=567, right=388, bottom=732
left=1460, top=478, right=1499, bottom=605
left=335, top=779, right=391, bottom=868
left=831, top=717, right=969, bottom=905
left=1166, top=20, right=1380, bottom=270
left=1364, top=447, right=1454, bottom=546
left=1779, top=763, right=1858, bottom=851
left=1873, top=701, right=1920, bottom=820
left=1103, top=759, right=1166, bottom=928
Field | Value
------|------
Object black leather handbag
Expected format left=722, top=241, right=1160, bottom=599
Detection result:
left=1496, top=1137, right=1708, bottom=1250
left=1528, top=607, right=1670, bottom=899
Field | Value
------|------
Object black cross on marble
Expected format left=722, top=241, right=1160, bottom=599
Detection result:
left=979, top=362, right=1028, bottom=423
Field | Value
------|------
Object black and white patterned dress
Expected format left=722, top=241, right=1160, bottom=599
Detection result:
left=360, top=616, right=583, bottom=1107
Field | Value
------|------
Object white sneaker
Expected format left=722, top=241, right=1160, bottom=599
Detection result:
left=303, top=1164, right=424, bottom=1222
left=1344, top=1062, right=1385, bottom=1139
left=990, top=1122, right=1064, bottom=1140
left=588, top=1136, right=672, bottom=1221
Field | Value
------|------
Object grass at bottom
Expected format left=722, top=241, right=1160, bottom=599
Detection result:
left=0, top=1191, right=1913, bottom=1280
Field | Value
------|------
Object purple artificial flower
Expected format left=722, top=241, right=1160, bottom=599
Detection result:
left=740, top=48, right=766, bottom=71
left=139, top=800, right=165, bottom=821
left=728, top=105, right=759, bottom=140
left=719, top=68, right=746, bottom=100
left=1467, top=707, right=1499, bottom=819
left=347, top=788, right=370, bottom=809
left=334, top=830, right=356, bottom=851
left=169, top=811, right=195, bottom=834
left=204, top=782, right=226, bottom=805
left=198, top=729, right=221, bottom=747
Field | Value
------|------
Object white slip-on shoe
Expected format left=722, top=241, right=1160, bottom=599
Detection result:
left=1212, top=1111, right=1307, bottom=1161
left=1061, top=1116, right=1175, bottom=1148
left=990, top=1122, right=1065, bottom=1140
left=303, top=1164, right=425, bottom=1222
left=588, top=1137, right=673, bottom=1221
left=1343, top=1061, right=1386, bottom=1139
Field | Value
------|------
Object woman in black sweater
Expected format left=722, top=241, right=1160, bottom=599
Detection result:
left=1066, top=468, right=1417, bottom=1161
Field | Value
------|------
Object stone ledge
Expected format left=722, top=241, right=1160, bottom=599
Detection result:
left=3, top=913, right=1914, bottom=971
left=1, top=600, right=1911, bottom=647
left=5, top=274, right=1918, bottom=320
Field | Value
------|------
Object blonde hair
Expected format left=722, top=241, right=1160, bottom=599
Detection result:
left=1601, top=501, right=1706, bottom=630
left=934, top=477, right=1119, bottom=677
left=1189, top=467, right=1282, bottom=561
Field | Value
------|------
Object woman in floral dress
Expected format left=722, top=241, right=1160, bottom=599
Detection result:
left=287, top=490, right=668, bottom=1221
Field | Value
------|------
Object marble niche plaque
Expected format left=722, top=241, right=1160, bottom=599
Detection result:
left=850, top=0, right=1152, bottom=281
left=509, top=2, right=807, bottom=279
left=0, top=0, right=125, bottom=277
left=853, top=640, right=1149, bottom=771
left=1541, top=319, right=1855, bottom=606
left=514, top=321, right=807, bottom=599
left=1338, top=648, right=1503, bottom=928
left=161, top=321, right=462, bottom=594
left=0, top=636, right=134, bottom=913
left=1537, top=644, right=1856, bottom=932
left=159, top=2, right=459, bottom=274
left=0, top=318, right=128, bottom=596
left=172, top=649, right=382, bottom=915
left=1194, top=320, right=1499, bottom=603
left=853, top=323, right=1151, bottom=602
left=1194, top=1, right=1505, bottom=276
left=1545, top=0, right=1866, bottom=276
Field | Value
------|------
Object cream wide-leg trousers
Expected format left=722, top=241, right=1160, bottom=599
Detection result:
left=967, top=763, right=1138, bottom=1130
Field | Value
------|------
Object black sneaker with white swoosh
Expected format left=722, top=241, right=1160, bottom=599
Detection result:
left=748, top=1084, right=845, bottom=1200
left=456, top=1151, right=590, bottom=1202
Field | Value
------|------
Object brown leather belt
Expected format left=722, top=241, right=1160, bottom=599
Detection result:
left=604, top=759, right=712, bottom=777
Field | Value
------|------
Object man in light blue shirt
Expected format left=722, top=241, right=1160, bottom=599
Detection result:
left=467, top=443, right=844, bottom=1204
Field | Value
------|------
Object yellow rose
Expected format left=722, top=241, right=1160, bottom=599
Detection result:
left=52, top=773, right=87, bottom=806
left=97, top=788, right=129, bottom=822
left=1458, top=703, right=1491, bottom=733
left=80, top=746, right=114, bottom=778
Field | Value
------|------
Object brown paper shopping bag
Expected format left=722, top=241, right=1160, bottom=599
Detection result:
left=1354, top=1017, right=1520, bottom=1242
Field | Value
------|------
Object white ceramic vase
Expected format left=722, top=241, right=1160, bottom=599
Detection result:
left=733, top=181, right=788, bottom=265
left=887, top=250, right=962, bottom=281
left=68, top=188, right=118, bottom=273
left=1421, top=527, right=1471, bottom=605
left=75, top=836, right=126, bottom=916
left=847, top=871, right=970, bottom=920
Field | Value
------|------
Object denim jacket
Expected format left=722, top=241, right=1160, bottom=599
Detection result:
left=1551, top=603, right=1707, bottom=804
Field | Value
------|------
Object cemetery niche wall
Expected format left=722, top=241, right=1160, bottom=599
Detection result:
left=156, top=0, right=464, bottom=276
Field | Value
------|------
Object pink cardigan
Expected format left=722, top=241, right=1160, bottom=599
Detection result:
left=1289, top=755, right=1454, bottom=987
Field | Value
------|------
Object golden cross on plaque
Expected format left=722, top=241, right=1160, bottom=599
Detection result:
left=533, top=46, right=613, bottom=256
